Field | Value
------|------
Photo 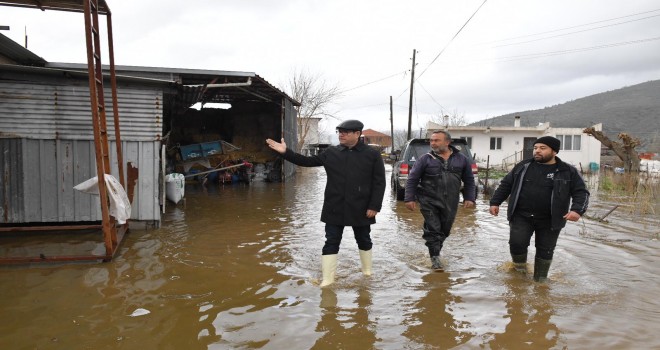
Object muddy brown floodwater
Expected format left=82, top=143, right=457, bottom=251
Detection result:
left=1, top=165, right=659, bottom=349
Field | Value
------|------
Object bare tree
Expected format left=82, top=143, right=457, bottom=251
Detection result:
left=431, top=109, right=468, bottom=127
left=391, top=128, right=409, bottom=152
left=584, top=127, right=641, bottom=172
left=283, top=68, right=342, bottom=151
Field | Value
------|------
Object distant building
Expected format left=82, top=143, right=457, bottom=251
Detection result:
left=298, top=117, right=321, bottom=155
left=362, top=129, right=392, bottom=153
left=427, top=116, right=602, bottom=171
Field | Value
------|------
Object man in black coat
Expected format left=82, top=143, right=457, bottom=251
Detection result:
left=489, top=136, right=590, bottom=282
left=266, top=120, right=386, bottom=287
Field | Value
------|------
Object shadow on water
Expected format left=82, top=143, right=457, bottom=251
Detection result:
left=1, top=165, right=659, bottom=349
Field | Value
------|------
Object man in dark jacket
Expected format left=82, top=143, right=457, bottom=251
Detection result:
left=266, top=120, right=386, bottom=287
left=489, top=136, right=590, bottom=282
left=404, top=130, right=476, bottom=271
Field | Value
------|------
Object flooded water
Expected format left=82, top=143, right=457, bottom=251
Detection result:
left=1, top=165, right=659, bottom=349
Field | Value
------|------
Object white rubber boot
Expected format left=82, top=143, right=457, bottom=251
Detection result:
left=359, top=249, right=372, bottom=276
left=320, top=254, right=338, bottom=287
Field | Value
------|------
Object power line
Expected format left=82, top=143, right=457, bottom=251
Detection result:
left=480, top=8, right=660, bottom=45
left=340, top=70, right=409, bottom=93
left=492, top=14, right=660, bottom=48
left=417, top=81, right=445, bottom=110
left=490, top=36, right=660, bottom=63
left=415, top=0, right=488, bottom=81
left=432, top=35, right=660, bottom=67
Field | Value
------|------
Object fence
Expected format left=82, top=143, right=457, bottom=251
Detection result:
left=501, top=150, right=524, bottom=170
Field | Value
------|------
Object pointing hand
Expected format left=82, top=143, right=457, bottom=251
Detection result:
left=266, top=138, right=287, bottom=154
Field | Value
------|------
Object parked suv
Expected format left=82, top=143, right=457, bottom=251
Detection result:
left=391, top=138, right=479, bottom=201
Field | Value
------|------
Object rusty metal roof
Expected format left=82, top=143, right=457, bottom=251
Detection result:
left=0, top=0, right=111, bottom=14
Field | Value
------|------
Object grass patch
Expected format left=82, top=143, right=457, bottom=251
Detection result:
left=593, top=171, right=659, bottom=216
left=480, top=168, right=508, bottom=180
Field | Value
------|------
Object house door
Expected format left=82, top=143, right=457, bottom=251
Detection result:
left=523, top=137, right=536, bottom=160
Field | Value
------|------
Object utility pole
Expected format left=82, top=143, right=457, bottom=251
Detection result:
left=389, top=96, right=394, bottom=152
left=407, top=49, right=416, bottom=140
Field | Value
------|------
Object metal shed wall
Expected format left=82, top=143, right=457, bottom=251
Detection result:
left=0, top=80, right=162, bottom=141
left=0, top=138, right=160, bottom=224
left=282, top=98, right=297, bottom=180
left=0, top=79, right=163, bottom=224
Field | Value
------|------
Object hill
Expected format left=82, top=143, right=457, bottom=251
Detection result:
left=470, top=80, right=660, bottom=152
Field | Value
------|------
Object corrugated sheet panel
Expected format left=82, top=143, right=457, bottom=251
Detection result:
left=0, top=138, right=23, bottom=223
left=0, top=80, right=161, bottom=141
left=283, top=98, right=298, bottom=180
left=0, top=138, right=160, bottom=224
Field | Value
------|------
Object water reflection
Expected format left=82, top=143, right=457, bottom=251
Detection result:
left=403, top=272, right=472, bottom=348
left=313, top=287, right=377, bottom=349
left=489, top=276, right=561, bottom=349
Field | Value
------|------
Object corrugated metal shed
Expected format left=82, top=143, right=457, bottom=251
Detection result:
left=0, top=65, right=165, bottom=224
left=1, top=32, right=300, bottom=227
left=43, top=62, right=301, bottom=180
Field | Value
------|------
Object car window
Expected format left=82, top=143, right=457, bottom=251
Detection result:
left=407, top=143, right=429, bottom=162
left=454, top=143, right=471, bottom=161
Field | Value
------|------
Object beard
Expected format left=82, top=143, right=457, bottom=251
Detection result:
left=534, top=153, right=554, bottom=163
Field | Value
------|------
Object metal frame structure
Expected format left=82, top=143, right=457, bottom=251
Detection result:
left=0, top=0, right=128, bottom=263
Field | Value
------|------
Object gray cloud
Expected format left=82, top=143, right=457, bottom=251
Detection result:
left=3, top=0, right=659, bottom=131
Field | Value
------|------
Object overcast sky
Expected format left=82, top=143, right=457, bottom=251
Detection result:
left=2, top=0, right=660, bottom=134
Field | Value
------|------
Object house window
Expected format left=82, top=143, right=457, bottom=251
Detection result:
left=556, top=135, right=581, bottom=150
left=573, top=135, right=581, bottom=150
left=490, top=137, right=502, bottom=150
left=459, top=136, right=473, bottom=148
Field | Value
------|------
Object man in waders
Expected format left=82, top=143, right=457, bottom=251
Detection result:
left=489, top=136, right=590, bottom=282
left=404, top=130, right=476, bottom=271
left=266, top=120, right=386, bottom=287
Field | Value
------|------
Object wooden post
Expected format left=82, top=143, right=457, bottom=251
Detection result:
left=407, top=49, right=416, bottom=140
left=390, top=96, right=394, bottom=152
left=484, top=155, right=490, bottom=196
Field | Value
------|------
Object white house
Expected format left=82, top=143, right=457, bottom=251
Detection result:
left=427, top=116, right=602, bottom=172
left=298, top=117, right=321, bottom=155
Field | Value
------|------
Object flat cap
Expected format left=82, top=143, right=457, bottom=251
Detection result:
left=336, top=119, right=364, bottom=131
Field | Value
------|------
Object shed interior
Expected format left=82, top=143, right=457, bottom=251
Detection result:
left=160, top=73, right=297, bottom=184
